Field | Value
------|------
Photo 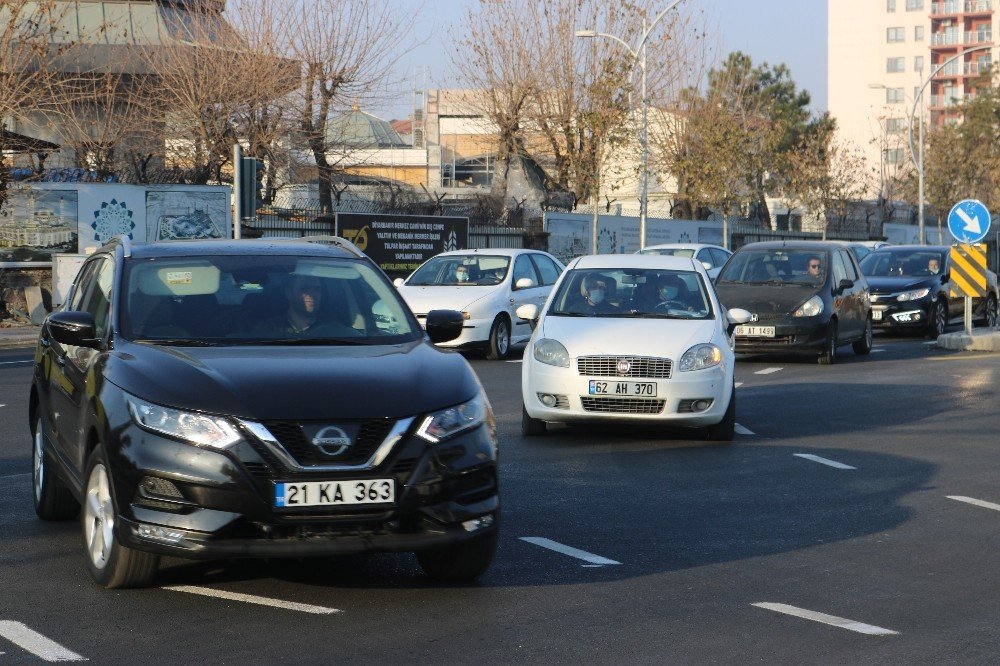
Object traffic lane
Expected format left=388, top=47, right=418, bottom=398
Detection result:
left=0, top=362, right=32, bottom=477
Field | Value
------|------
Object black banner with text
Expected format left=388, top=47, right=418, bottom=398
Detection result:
left=335, top=213, right=469, bottom=275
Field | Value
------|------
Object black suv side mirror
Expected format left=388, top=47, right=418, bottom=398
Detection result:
left=425, top=309, right=465, bottom=344
left=47, top=311, right=101, bottom=348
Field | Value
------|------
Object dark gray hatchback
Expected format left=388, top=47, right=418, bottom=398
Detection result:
left=714, top=241, right=873, bottom=364
left=30, top=236, right=499, bottom=588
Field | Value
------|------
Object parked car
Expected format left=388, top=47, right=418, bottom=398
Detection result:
left=859, top=245, right=999, bottom=337
left=518, top=254, right=751, bottom=441
left=714, top=241, right=873, bottom=364
left=394, top=248, right=565, bottom=359
left=637, top=243, right=733, bottom=280
left=30, top=236, right=499, bottom=588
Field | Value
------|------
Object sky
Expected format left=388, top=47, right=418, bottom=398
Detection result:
left=370, top=0, right=829, bottom=122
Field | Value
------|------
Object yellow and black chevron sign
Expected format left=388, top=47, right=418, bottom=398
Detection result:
left=949, top=244, right=988, bottom=298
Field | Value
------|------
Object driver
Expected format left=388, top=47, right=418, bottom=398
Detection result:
left=455, top=264, right=471, bottom=283
left=579, top=274, right=617, bottom=313
left=927, top=257, right=941, bottom=275
left=655, top=274, right=696, bottom=311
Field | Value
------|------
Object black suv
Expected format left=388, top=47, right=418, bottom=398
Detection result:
left=30, top=236, right=499, bottom=588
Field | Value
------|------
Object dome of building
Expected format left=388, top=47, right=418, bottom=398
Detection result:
left=326, top=105, right=411, bottom=149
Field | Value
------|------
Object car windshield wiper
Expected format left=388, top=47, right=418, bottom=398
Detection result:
left=137, top=339, right=217, bottom=347
left=241, top=337, right=370, bottom=346
left=549, top=311, right=590, bottom=317
left=716, top=279, right=746, bottom=284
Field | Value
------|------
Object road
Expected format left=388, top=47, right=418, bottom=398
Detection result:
left=1, top=335, right=998, bottom=664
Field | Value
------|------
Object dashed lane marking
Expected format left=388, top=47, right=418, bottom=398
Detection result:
left=754, top=367, right=782, bottom=375
left=520, top=537, right=620, bottom=566
left=162, top=586, right=342, bottom=614
left=752, top=603, right=899, bottom=636
left=947, top=496, right=1000, bottom=512
left=0, top=360, right=32, bottom=366
left=505, top=359, right=522, bottom=363
left=0, top=621, right=87, bottom=662
left=794, top=454, right=856, bottom=470
left=871, top=349, right=886, bottom=353
left=735, top=382, right=744, bottom=388
left=0, top=473, right=30, bottom=480
left=734, top=424, right=755, bottom=436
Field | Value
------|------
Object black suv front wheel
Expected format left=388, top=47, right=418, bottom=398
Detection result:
left=416, top=530, right=498, bottom=582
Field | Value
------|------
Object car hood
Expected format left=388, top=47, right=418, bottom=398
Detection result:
left=539, top=315, right=719, bottom=359
left=105, top=340, right=479, bottom=420
left=397, top=285, right=497, bottom=315
left=714, top=283, right=819, bottom=315
left=865, top=276, right=935, bottom=294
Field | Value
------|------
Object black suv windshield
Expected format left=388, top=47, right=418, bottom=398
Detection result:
left=121, top=255, right=419, bottom=345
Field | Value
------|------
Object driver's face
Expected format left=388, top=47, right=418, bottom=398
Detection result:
left=288, top=277, right=322, bottom=314
left=808, top=260, right=821, bottom=274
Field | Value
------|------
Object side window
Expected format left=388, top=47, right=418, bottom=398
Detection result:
left=70, top=262, right=99, bottom=311
left=695, top=249, right=714, bottom=267
left=512, top=254, right=539, bottom=288
left=530, top=254, right=561, bottom=285
left=710, top=248, right=732, bottom=267
left=841, top=250, right=860, bottom=281
left=77, top=258, right=115, bottom=338
left=831, top=251, right=849, bottom=284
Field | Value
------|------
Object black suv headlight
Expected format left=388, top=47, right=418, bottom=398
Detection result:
left=416, top=393, right=489, bottom=443
left=127, top=396, right=241, bottom=450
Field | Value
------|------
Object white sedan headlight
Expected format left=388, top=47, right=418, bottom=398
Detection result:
left=127, top=397, right=241, bottom=449
left=416, top=393, right=489, bottom=443
left=533, top=338, right=570, bottom=367
left=793, top=295, right=824, bottom=317
left=679, top=343, right=723, bottom=372
left=896, top=288, right=930, bottom=302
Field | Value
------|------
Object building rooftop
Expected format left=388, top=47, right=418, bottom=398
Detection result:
left=326, top=107, right=411, bottom=149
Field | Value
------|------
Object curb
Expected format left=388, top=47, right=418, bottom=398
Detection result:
left=936, top=329, right=1000, bottom=352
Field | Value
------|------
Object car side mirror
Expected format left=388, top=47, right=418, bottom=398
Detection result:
left=514, top=277, right=536, bottom=290
left=516, top=303, right=539, bottom=330
left=702, top=261, right=713, bottom=271
left=393, top=278, right=405, bottom=288
left=425, top=309, right=465, bottom=343
left=725, top=308, right=752, bottom=336
left=836, top=278, right=854, bottom=293
left=941, top=272, right=949, bottom=283
left=47, top=311, right=100, bottom=348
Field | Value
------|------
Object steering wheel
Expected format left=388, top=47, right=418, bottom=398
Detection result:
left=653, top=300, right=690, bottom=312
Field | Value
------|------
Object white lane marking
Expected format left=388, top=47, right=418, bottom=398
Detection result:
left=752, top=603, right=899, bottom=636
left=0, top=621, right=88, bottom=661
left=505, top=359, right=522, bottom=363
left=0, top=473, right=31, bottom=480
left=871, top=349, right=886, bottom=353
left=923, top=340, right=938, bottom=345
left=0, top=403, right=7, bottom=408
left=735, top=382, right=744, bottom=388
left=0, top=360, right=32, bottom=365
left=520, top=537, right=620, bottom=565
left=734, top=423, right=755, bottom=436
left=947, top=496, right=1000, bottom=512
left=162, top=586, right=341, bottom=614
left=754, top=367, right=782, bottom=375
left=794, top=454, right=856, bottom=470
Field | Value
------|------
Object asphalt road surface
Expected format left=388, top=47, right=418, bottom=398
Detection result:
left=1, top=333, right=998, bottom=664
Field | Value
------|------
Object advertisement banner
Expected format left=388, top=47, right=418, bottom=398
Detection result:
left=336, top=213, right=469, bottom=275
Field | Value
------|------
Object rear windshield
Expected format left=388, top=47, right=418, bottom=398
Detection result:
left=121, top=255, right=420, bottom=345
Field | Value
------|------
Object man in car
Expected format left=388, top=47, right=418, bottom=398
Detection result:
left=455, top=264, right=471, bottom=283
left=806, top=256, right=823, bottom=282
left=579, top=274, right=617, bottom=314
left=654, top=274, right=699, bottom=312
left=927, top=257, right=941, bottom=275
left=254, top=273, right=354, bottom=336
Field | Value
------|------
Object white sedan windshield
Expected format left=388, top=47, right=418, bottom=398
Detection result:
left=408, top=255, right=510, bottom=286
left=548, top=268, right=713, bottom=319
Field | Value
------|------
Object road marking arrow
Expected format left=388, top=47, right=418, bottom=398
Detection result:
left=0, top=621, right=87, bottom=662
left=956, top=207, right=982, bottom=235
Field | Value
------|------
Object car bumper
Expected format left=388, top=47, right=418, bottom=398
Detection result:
left=416, top=314, right=490, bottom=349
left=108, top=421, right=500, bottom=559
left=870, top=301, right=931, bottom=329
left=523, top=359, right=732, bottom=426
left=733, top=319, right=828, bottom=354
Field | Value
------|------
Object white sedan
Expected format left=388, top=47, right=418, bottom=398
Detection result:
left=637, top=243, right=732, bottom=280
left=518, top=254, right=750, bottom=440
left=395, top=248, right=565, bottom=360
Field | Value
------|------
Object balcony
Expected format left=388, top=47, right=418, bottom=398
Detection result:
left=965, top=29, right=993, bottom=43
left=932, top=31, right=962, bottom=45
left=965, top=0, right=993, bottom=13
left=934, top=62, right=964, bottom=76
left=930, top=94, right=962, bottom=106
left=964, top=59, right=993, bottom=74
left=932, top=0, right=961, bottom=13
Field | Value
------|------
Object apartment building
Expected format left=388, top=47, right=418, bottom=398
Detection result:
left=829, top=0, right=996, bottom=195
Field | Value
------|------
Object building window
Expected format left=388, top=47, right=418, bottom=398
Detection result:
left=887, top=87, right=905, bottom=103
left=886, top=118, right=907, bottom=133
left=915, top=25, right=924, bottom=41
left=885, top=148, right=905, bottom=164
left=887, top=0, right=896, bottom=10
left=887, top=27, right=905, bottom=42
left=887, top=57, right=906, bottom=72
left=905, top=0, right=923, bottom=9
left=914, top=55, right=925, bottom=72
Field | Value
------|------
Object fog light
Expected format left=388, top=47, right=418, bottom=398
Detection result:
left=538, top=393, right=557, bottom=407
left=462, top=514, right=495, bottom=532
left=136, top=523, right=183, bottom=544
left=693, top=399, right=713, bottom=412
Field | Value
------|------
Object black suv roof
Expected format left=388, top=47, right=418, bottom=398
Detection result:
left=100, top=238, right=362, bottom=261
left=735, top=240, right=851, bottom=252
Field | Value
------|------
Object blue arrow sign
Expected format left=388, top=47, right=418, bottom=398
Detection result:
left=947, top=199, right=991, bottom=244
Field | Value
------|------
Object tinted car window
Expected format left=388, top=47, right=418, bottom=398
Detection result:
left=840, top=250, right=860, bottom=281
left=77, top=258, right=114, bottom=338
left=695, top=249, right=714, bottom=266
left=530, top=254, right=562, bottom=285
left=70, top=261, right=99, bottom=311
left=831, top=251, right=848, bottom=284
left=709, top=248, right=731, bottom=267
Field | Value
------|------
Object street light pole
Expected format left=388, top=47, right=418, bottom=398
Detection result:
left=576, top=0, right=690, bottom=250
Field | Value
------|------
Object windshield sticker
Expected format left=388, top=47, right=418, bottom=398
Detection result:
left=165, top=271, right=193, bottom=285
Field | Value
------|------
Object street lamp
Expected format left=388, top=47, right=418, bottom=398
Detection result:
left=576, top=0, right=690, bottom=251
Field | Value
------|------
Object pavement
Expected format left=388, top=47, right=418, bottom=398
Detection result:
left=0, top=324, right=40, bottom=349
left=937, top=326, right=1000, bottom=352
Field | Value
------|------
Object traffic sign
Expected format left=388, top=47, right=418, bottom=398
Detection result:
left=947, top=199, right=991, bottom=244
left=949, top=244, right=988, bottom=298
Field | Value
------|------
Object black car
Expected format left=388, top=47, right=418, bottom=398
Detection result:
left=859, top=245, right=999, bottom=337
left=30, top=236, right=499, bottom=588
left=715, top=241, right=872, bottom=364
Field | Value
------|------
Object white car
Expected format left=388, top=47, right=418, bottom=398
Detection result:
left=518, top=254, right=750, bottom=440
left=637, top=243, right=732, bottom=280
left=395, top=248, right=565, bottom=360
